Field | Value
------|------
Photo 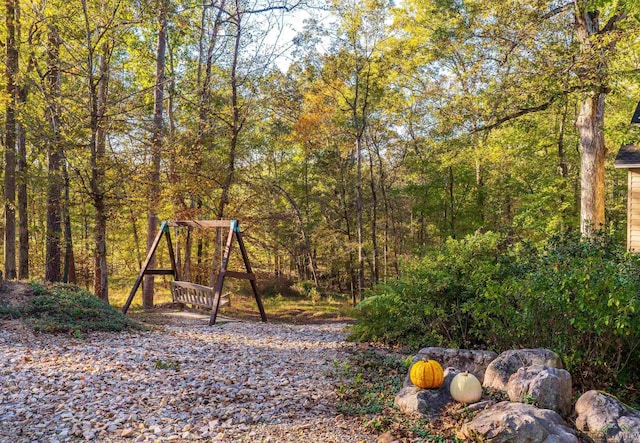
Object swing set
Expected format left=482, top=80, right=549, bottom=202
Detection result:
left=121, top=220, right=267, bottom=326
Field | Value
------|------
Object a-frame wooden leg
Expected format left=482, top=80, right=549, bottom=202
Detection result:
left=122, top=222, right=168, bottom=314
left=165, top=228, right=180, bottom=281
left=209, top=226, right=235, bottom=326
left=236, top=230, right=267, bottom=322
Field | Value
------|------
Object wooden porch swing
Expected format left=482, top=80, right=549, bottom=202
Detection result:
left=121, top=220, right=267, bottom=326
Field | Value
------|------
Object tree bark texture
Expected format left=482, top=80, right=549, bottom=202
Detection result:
left=577, top=93, right=606, bottom=235
left=213, top=2, right=241, bottom=280
left=5, top=0, right=18, bottom=280
left=573, top=2, right=624, bottom=236
left=93, top=47, right=109, bottom=302
left=16, top=0, right=29, bottom=279
left=45, top=26, right=63, bottom=282
left=63, top=161, right=76, bottom=283
left=144, top=0, right=167, bottom=308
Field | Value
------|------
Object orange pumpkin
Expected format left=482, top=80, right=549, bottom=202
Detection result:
left=410, top=359, right=444, bottom=389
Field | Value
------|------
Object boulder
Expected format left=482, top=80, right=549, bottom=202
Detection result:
left=458, top=401, right=579, bottom=443
left=483, top=349, right=563, bottom=391
left=405, top=347, right=498, bottom=386
left=395, top=368, right=459, bottom=419
left=506, top=365, right=572, bottom=417
left=575, top=390, right=640, bottom=443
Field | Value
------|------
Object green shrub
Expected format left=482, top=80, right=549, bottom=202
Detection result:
left=350, top=231, right=640, bottom=394
left=23, top=282, right=142, bottom=334
left=349, top=232, right=513, bottom=348
left=476, top=232, right=640, bottom=390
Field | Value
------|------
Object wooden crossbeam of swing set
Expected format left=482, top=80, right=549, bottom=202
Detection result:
left=121, top=219, right=267, bottom=326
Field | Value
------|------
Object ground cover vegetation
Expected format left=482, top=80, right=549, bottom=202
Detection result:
left=332, top=348, right=508, bottom=441
left=351, top=231, right=640, bottom=402
left=0, top=282, right=141, bottom=334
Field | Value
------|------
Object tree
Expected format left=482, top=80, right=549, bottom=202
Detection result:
left=5, top=0, right=19, bottom=280
left=16, top=0, right=30, bottom=279
left=573, top=1, right=628, bottom=236
left=318, top=0, right=389, bottom=302
left=390, top=0, right=638, bottom=238
left=44, top=22, right=63, bottom=282
left=143, top=0, right=168, bottom=308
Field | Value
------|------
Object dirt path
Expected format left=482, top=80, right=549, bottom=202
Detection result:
left=0, top=309, right=376, bottom=443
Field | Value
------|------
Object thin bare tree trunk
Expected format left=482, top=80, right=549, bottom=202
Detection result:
left=93, top=45, right=109, bottom=302
left=448, top=166, right=455, bottom=238
left=63, top=160, right=76, bottom=283
left=143, top=0, right=167, bottom=308
left=5, top=0, right=18, bottom=280
left=45, top=25, right=63, bottom=282
left=356, top=136, right=364, bottom=302
left=367, top=141, right=379, bottom=285
left=214, top=2, right=242, bottom=280
left=272, top=183, right=319, bottom=288
left=218, top=1, right=242, bottom=220
left=16, top=0, right=29, bottom=279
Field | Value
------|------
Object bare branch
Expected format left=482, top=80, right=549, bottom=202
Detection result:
left=471, top=85, right=584, bottom=134
left=601, top=12, right=627, bottom=34
left=542, top=2, right=573, bottom=19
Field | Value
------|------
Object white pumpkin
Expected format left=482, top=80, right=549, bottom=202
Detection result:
left=450, top=371, right=482, bottom=404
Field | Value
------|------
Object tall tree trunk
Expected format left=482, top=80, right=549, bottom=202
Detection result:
left=5, top=0, right=18, bottom=280
left=143, top=0, right=167, bottom=308
left=373, top=138, right=391, bottom=281
left=339, top=169, right=356, bottom=305
left=448, top=166, right=455, bottom=238
left=356, top=136, right=364, bottom=302
left=218, top=2, right=242, bottom=220
left=558, top=98, right=569, bottom=179
left=93, top=46, right=109, bottom=302
left=367, top=142, right=379, bottom=285
left=81, top=0, right=109, bottom=299
left=213, top=3, right=242, bottom=280
left=272, top=183, right=319, bottom=288
left=17, top=105, right=29, bottom=280
left=63, top=160, right=76, bottom=283
left=574, top=3, right=624, bottom=237
left=577, top=94, right=606, bottom=235
left=45, top=26, right=63, bottom=282
left=16, top=0, right=29, bottom=279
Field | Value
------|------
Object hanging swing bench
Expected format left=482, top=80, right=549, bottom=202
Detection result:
left=169, top=280, right=230, bottom=310
left=121, top=220, right=267, bottom=326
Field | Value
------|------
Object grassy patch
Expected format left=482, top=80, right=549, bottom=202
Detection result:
left=0, top=304, right=22, bottom=319
left=333, top=349, right=467, bottom=442
left=19, top=282, right=143, bottom=334
left=108, top=282, right=173, bottom=310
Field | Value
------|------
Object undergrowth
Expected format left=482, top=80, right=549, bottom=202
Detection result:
left=333, top=349, right=464, bottom=442
left=9, top=282, right=142, bottom=335
left=350, top=231, right=640, bottom=401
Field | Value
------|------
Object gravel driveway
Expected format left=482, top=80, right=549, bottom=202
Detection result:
left=0, top=313, right=376, bottom=442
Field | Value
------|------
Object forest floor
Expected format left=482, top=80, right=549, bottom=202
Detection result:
left=0, top=282, right=413, bottom=443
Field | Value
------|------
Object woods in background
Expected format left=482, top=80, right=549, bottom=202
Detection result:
left=1, top=0, right=639, bottom=304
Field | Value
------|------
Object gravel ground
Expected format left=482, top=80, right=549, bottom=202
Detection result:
left=0, top=313, right=377, bottom=443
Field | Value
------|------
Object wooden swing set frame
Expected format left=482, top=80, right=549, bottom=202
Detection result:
left=121, top=220, right=267, bottom=326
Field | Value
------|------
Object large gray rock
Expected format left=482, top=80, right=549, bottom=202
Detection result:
left=506, top=365, right=572, bottom=417
left=405, top=347, right=498, bottom=386
left=483, top=349, right=563, bottom=391
left=575, top=390, right=640, bottom=443
left=458, top=401, right=578, bottom=443
left=395, top=368, right=459, bottom=419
